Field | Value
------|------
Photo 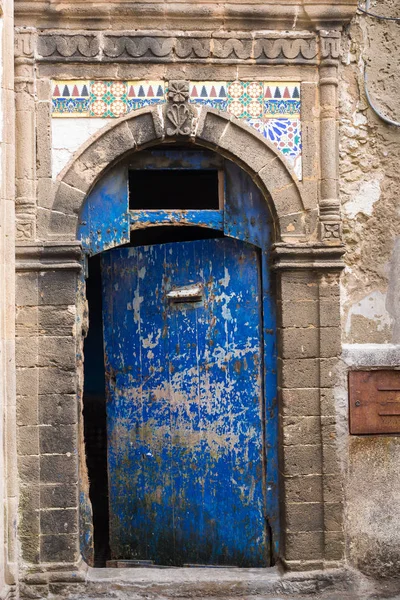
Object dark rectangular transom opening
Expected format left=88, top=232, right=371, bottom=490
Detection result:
left=129, top=169, right=220, bottom=210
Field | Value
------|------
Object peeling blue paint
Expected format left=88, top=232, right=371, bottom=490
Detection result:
left=102, top=238, right=268, bottom=566
left=78, top=166, right=130, bottom=256
left=79, top=149, right=279, bottom=564
left=130, top=210, right=223, bottom=231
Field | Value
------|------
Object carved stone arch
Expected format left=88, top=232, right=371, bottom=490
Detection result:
left=48, top=105, right=310, bottom=242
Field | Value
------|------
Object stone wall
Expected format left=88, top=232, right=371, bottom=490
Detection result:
left=338, top=0, right=400, bottom=577
left=9, top=0, right=400, bottom=594
left=0, top=0, right=17, bottom=598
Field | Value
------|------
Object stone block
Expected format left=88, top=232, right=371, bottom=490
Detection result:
left=16, top=272, right=38, bottom=307
left=279, top=212, right=307, bottom=239
left=284, top=502, right=324, bottom=532
left=18, top=456, right=40, bottom=484
left=319, top=274, right=340, bottom=299
left=320, top=358, right=339, bottom=388
left=37, top=178, right=59, bottom=210
left=279, top=327, right=319, bottom=359
left=40, top=534, right=78, bottom=563
left=320, top=388, right=336, bottom=417
left=41, top=207, right=78, bottom=239
left=39, top=424, right=77, bottom=454
left=15, top=337, right=38, bottom=368
left=63, top=121, right=134, bottom=193
left=38, top=270, right=77, bottom=306
left=282, top=416, right=320, bottom=446
left=278, top=271, right=318, bottom=302
left=195, top=109, right=229, bottom=148
left=53, top=182, right=86, bottom=217
left=321, top=416, right=337, bottom=444
left=320, top=327, right=341, bottom=358
left=258, top=156, right=295, bottom=191
left=19, top=492, right=40, bottom=537
left=16, top=306, right=39, bottom=338
left=39, top=394, right=77, bottom=425
left=300, top=121, right=319, bottom=181
left=283, top=475, right=323, bottom=503
left=38, top=306, right=75, bottom=337
left=281, top=388, right=320, bottom=417
left=18, top=425, right=39, bottom=456
left=279, top=358, right=319, bottom=389
left=278, top=301, right=319, bottom=328
left=40, top=508, right=78, bottom=535
left=36, top=101, right=52, bottom=179
left=220, top=121, right=275, bottom=173
left=319, top=300, right=341, bottom=327
left=37, top=78, right=52, bottom=101
left=323, top=444, right=341, bottom=475
left=40, top=484, right=78, bottom=509
left=282, top=445, right=322, bottom=476
left=324, top=474, right=343, bottom=504
left=127, top=110, right=163, bottom=147
left=17, top=396, right=38, bottom=426
left=16, top=368, right=38, bottom=397
left=272, top=184, right=304, bottom=219
left=38, top=368, right=76, bottom=395
left=324, top=502, right=343, bottom=532
left=324, top=531, right=344, bottom=561
left=285, top=531, right=324, bottom=561
left=40, top=454, right=77, bottom=484
left=20, top=536, right=40, bottom=564
left=38, top=337, right=76, bottom=369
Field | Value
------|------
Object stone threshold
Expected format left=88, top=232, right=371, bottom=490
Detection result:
left=82, top=565, right=356, bottom=597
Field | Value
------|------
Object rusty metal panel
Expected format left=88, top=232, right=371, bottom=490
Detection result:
left=349, top=370, right=400, bottom=435
left=101, top=237, right=269, bottom=566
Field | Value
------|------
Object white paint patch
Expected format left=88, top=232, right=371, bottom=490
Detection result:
left=51, top=118, right=112, bottom=178
left=345, top=290, right=393, bottom=335
left=343, top=176, right=383, bottom=219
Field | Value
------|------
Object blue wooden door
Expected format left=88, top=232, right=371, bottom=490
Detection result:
left=101, top=237, right=269, bottom=566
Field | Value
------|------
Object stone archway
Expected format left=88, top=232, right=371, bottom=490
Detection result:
left=43, top=105, right=311, bottom=244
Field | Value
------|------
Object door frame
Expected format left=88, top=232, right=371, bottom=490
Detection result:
left=78, top=147, right=279, bottom=562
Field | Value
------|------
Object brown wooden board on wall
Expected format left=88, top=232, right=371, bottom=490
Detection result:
left=349, top=370, right=400, bottom=435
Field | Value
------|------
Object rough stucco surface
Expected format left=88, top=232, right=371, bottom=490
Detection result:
left=339, top=0, right=400, bottom=577
left=340, top=0, right=400, bottom=344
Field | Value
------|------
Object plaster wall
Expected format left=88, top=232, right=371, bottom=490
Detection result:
left=338, top=0, right=400, bottom=577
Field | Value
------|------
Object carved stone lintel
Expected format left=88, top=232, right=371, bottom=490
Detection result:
left=164, top=80, right=195, bottom=137
left=36, top=32, right=319, bottom=65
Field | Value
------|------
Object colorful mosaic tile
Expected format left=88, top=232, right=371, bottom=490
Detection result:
left=51, top=79, right=302, bottom=179
left=189, top=82, right=228, bottom=111
left=52, top=80, right=165, bottom=118
left=52, top=80, right=90, bottom=116
left=189, top=81, right=302, bottom=179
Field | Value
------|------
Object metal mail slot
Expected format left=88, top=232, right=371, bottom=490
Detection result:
left=167, top=285, right=203, bottom=303
left=349, top=370, right=400, bottom=435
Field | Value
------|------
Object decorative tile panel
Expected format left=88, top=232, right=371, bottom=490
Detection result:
left=51, top=80, right=302, bottom=179
left=52, top=80, right=166, bottom=117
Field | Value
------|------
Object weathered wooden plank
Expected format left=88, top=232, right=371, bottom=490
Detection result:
left=101, top=238, right=268, bottom=566
left=224, top=160, right=278, bottom=556
left=130, top=210, right=223, bottom=231
left=78, top=166, right=130, bottom=256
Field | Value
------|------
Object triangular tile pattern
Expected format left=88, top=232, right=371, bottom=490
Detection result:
left=189, top=81, right=302, bottom=179
left=51, top=80, right=302, bottom=179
